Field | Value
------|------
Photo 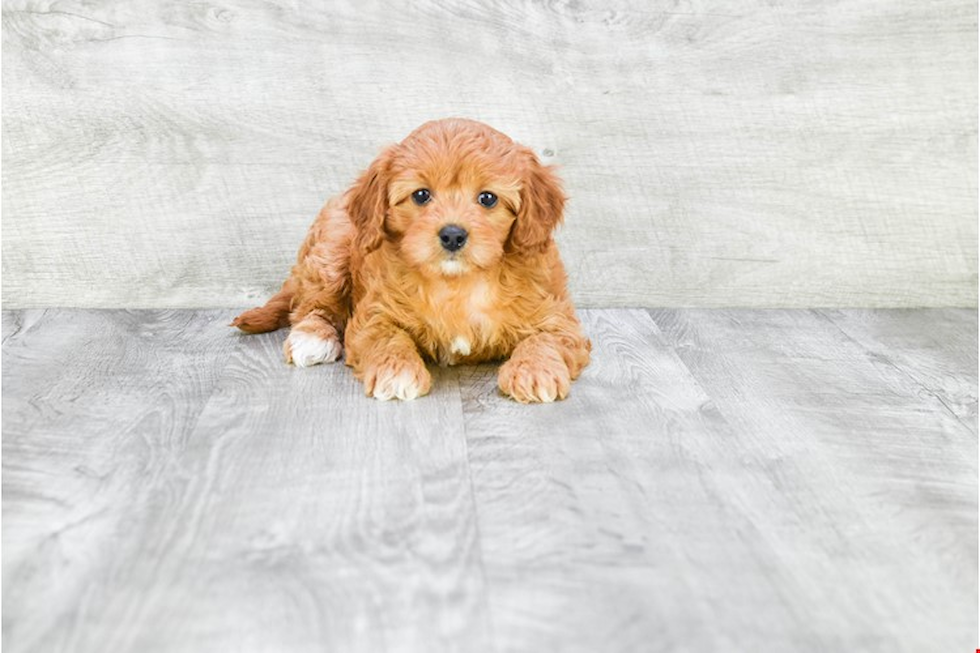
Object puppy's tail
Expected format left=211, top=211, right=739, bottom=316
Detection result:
left=230, top=279, right=296, bottom=334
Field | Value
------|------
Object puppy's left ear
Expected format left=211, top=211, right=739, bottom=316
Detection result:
left=508, top=148, right=566, bottom=253
left=346, top=145, right=396, bottom=254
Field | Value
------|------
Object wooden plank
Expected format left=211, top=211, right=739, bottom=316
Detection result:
left=461, top=309, right=831, bottom=652
left=2, top=309, right=237, bottom=653
left=1, top=308, right=40, bottom=345
left=4, top=308, right=977, bottom=651
left=650, top=308, right=977, bottom=652
left=2, top=314, right=492, bottom=653
left=819, top=308, right=978, bottom=433
left=2, top=1, right=976, bottom=309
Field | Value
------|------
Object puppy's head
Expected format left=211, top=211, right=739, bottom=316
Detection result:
left=347, top=118, right=565, bottom=277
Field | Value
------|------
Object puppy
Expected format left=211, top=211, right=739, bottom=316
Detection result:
left=232, top=118, right=591, bottom=402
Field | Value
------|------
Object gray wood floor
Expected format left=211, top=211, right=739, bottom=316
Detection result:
left=2, top=308, right=976, bottom=653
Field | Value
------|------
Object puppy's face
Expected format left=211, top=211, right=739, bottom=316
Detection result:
left=347, top=119, right=565, bottom=277
left=387, top=140, right=521, bottom=277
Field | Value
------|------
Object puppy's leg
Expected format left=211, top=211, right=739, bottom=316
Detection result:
left=284, top=311, right=344, bottom=367
left=498, top=319, right=591, bottom=404
left=282, top=204, right=353, bottom=367
left=283, top=283, right=350, bottom=368
left=283, top=268, right=349, bottom=368
left=346, top=318, right=431, bottom=401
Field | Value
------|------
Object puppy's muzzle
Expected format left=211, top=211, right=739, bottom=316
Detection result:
left=438, top=224, right=468, bottom=252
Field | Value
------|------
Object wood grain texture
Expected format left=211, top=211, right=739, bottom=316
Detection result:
left=459, top=310, right=820, bottom=652
left=650, top=307, right=977, bottom=652
left=2, top=310, right=491, bottom=653
left=2, top=308, right=977, bottom=652
left=2, top=1, right=976, bottom=309
left=2, top=309, right=238, bottom=653
left=819, top=308, right=978, bottom=433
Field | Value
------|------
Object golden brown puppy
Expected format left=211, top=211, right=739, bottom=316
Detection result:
left=232, top=118, right=590, bottom=402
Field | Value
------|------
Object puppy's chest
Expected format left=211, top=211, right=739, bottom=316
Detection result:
left=416, top=280, right=505, bottom=365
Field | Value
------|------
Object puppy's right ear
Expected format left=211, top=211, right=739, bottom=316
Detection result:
left=346, top=146, right=396, bottom=254
left=507, top=147, right=566, bottom=254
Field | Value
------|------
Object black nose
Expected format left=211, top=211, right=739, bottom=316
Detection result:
left=438, top=225, right=468, bottom=252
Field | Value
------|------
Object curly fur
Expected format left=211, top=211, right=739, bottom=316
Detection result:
left=232, top=118, right=591, bottom=402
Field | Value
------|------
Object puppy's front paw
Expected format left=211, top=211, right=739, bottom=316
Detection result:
left=364, top=356, right=432, bottom=401
left=498, top=356, right=571, bottom=403
left=284, top=329, right=343, bottom=367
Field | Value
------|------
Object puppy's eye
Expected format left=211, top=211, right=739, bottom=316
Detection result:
left=477, top=191, right=498, bottom=208
left=412, top=188, right=432, bottom=205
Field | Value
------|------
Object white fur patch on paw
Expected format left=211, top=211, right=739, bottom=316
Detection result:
left=373, top=369, right=424, bottom=401
left=498, top=358, right=571, bottom=404
left=285, top=330, right=342, bottom=367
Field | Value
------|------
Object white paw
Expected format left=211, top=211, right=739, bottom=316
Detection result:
left=498, top=356, right=571, bottom=404
left=373, top=369, right=423, bottom=400
left=367, top=361, right=431, bottom=401
left=285, top=330, right=342, bottom=367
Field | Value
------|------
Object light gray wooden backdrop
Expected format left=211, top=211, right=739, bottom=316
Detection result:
left=2, top=0, right=977, bottom=309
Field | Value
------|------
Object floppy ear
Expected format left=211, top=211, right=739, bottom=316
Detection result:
left=508, top=149, right=566, bottom=253
left=346, top=146, right=396, bottom=254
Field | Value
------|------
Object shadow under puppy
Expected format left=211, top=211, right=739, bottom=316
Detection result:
left=232, top=118, right=591, bottom=403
